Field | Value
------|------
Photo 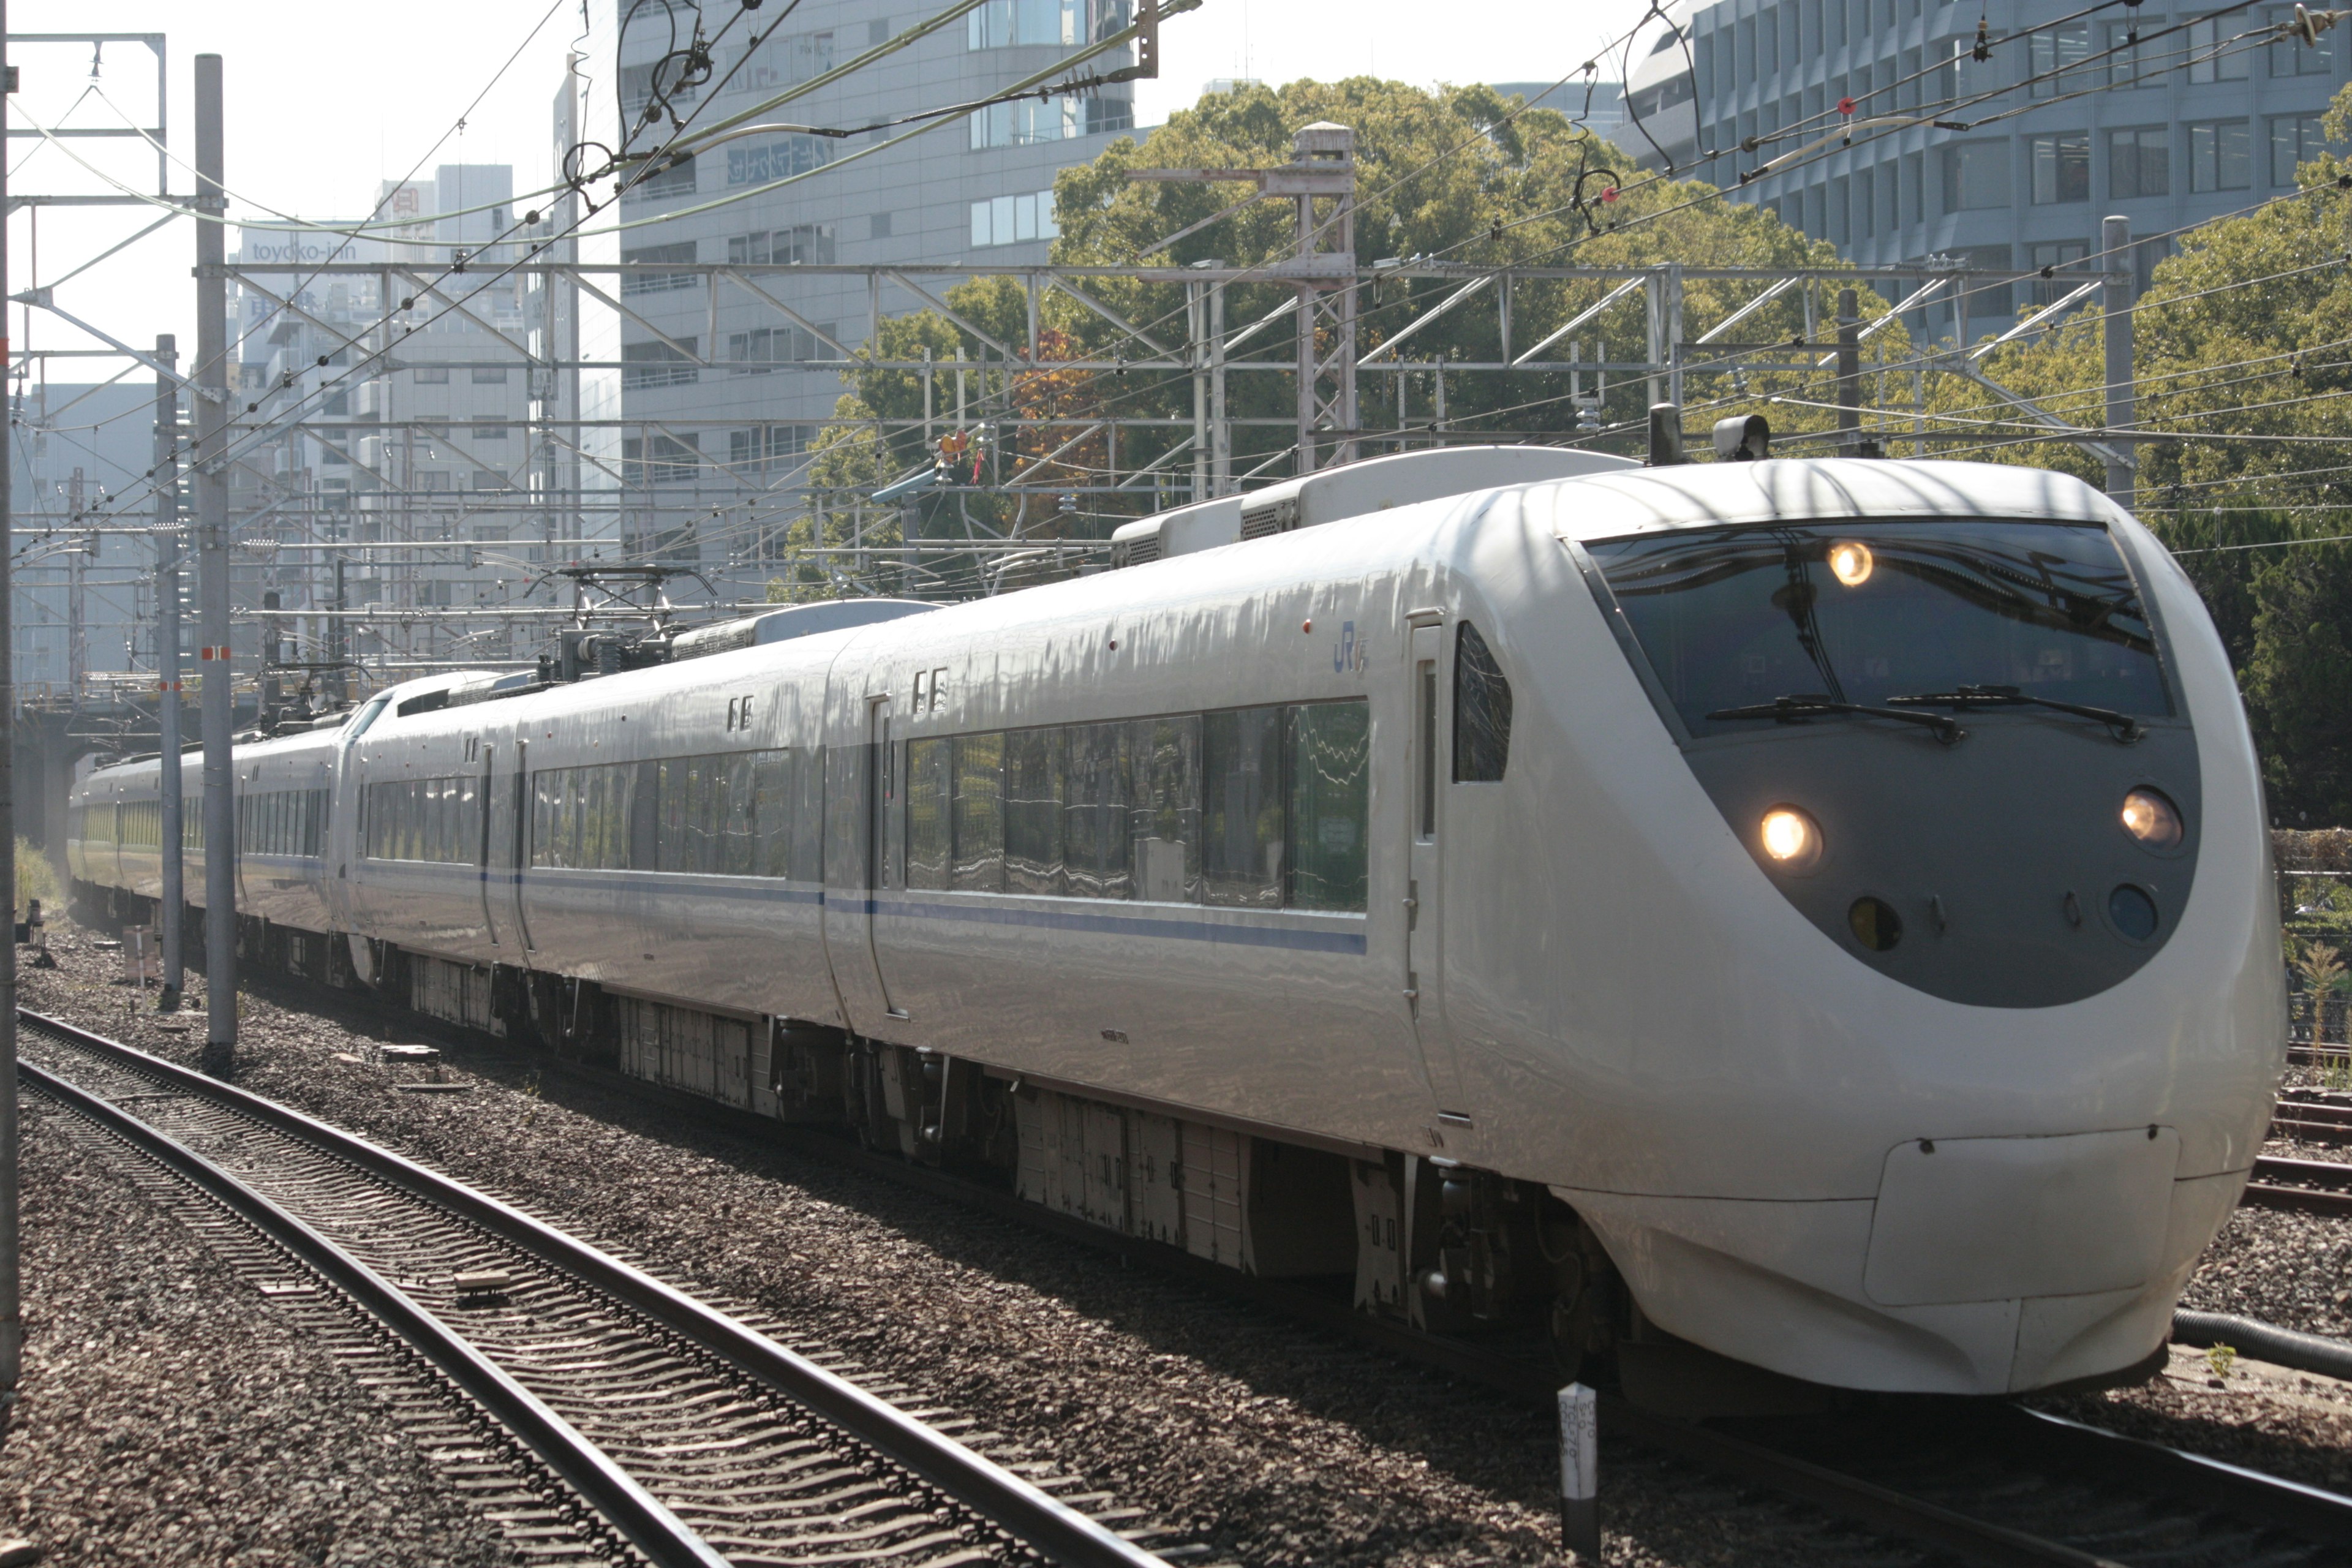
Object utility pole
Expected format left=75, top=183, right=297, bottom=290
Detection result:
left=194, top=55, right=236, bottom=1076
left=1836, top=287, right=1861, bottom=453
left=155, top=334, right=185, bottom=1008
left=2102, top=214, right=2136, bottom=509
left=1128, top=121, right=1358, bottom=479
left=0, top=0, right=24, bottom=1414
left=67, top=469, right=85, bottom=709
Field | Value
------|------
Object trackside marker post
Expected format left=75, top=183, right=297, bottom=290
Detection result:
left=1559, top=1381, right=1599, bottom=1559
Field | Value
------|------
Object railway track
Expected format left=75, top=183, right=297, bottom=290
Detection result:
left=2272, top=1093, right=2352, bottom=1146
left=16, top=1010, right=1187, bottom=1568
left=45, top=979, right=2352, bottom=1568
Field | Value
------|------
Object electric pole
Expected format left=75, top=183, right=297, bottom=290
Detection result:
left=194, top=55, right=236, bottom=1074
left=0, top=0, right=26, bottom=1411
left=156, top=335, right=184, bottom=1008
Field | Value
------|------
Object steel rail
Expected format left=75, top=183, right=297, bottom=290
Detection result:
left=87, top=976, right=2352, bottom=1568
left=17, top=1009, right=1169, bottom=1568
left=2245, top=1152, right=2352, bottom=1216
left=17, top=1055, right=731, bottom=1568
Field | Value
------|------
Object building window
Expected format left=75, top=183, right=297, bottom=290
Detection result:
left=728, top=424, right=814, bottom=470
left=622, top=433, right=701, bottom=484
left=2109, top=127, right=2171, bottom=197
left=969, top=93, right=1128, bottom=148
left=619, top=59, right=698, bottom=121
left=629, top=154, right=697, bottom=200
left=2271, top=114, right=2328, bottom=184
left=1942, top=140, right=2008, bottom=211
left=2027, top=241, right=2090, bottom=304
left=2269, top=6, right=2334, bottom=74
left=2106, top=18, right=2166, bottom=86
left=472, top=366, right=509, bottom=384
left=725, top=225, right=835, bottom=265
left=728, top=26, right=834, bottom=90
left=2188, top=119, right=2252, bottom=190
left=413, top=365, right=450, bottom=384
left=870, top=211, right=893, bottom=239
left=621, top=241, right=699, bottom=293
left=472, top=472, right=508, bottom=490
left=725, top=136, right=829, bottom=187
left=321, top=388, right=350, bottom=416
left=622, top=339, right=699, bottom=388
left=2188, top=17, right=2252, bottom=81
left=418, top=470, right=454, bottom=492
left=2030, top=132, right=2090, bottom=203
left=970, top=189, right=1060, bottom=247
left=472, top=423, right=509, bottom=440
left=2028, top=20, right=2092, bottom=97
left=968, top=0, right=1087, bottom=48
left=725, top=325, right=832, bottom=371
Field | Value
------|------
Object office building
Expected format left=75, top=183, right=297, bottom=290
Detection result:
left=1626, top=1, right=2345, bottom=326
left=552, top=0, right=1141, bottom=594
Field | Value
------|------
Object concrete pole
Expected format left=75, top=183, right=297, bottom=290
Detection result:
left=155, top=335, right=186, bottom=1007
left=0, top=0, right=23, bottom=1409
left=1208, top=281, right=1229, bottom=495
left=194, top=55, right=237, bottom=1076
left=1836, top=287, right=1861, bottom=453
left=2102, top=214, right=2136, bottom=508
left=1188, top=280, right=1207, bottom=500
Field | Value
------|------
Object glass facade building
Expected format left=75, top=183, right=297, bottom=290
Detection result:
left=1624, top=1, right=2347, bottom=325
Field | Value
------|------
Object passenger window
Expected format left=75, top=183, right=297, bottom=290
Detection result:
left=1129, top=715, right=1201, bottom=903
left=1202, top=706, right=1285, bottom=908
left=1453, top=620, right=1512, bottom=783
left=1063, top=723, right=1132, bottom=899
left=904, top=737, right=951, bottom=890
left=952, top=733, right=1006, bottom=892
left=1005, top=727, right=1066, bottom=895
left=1289, top=700, right=1370, bottom=910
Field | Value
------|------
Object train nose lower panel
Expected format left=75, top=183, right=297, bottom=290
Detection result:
left=1862, top=1129, right=2180, bottom=1307
left=1559, top=1156, right=2249, bottom=1395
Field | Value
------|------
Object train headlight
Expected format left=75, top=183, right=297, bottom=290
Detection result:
left=1760, top=807, right=1822, bottom=872
left=1826, top=541, right=1874, bottom=587
left=2120, top=787, right=2183, bottom=849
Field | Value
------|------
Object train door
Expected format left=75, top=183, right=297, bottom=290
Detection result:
left=508, top=737, right=534, bottom=954
left=477, top=742, right=500, bottom=946
left=1405, top=614, right=1466, bottom=1107
left=865, top=695, right=907, bottom=1019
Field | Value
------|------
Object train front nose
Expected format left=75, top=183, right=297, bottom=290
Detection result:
left=1561, top=507, right=2274, bottom=1393
left=1581, top=512, right=2199, bottom=1009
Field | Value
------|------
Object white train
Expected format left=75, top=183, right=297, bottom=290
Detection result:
left=68, top=447, right=2284, bottom=1403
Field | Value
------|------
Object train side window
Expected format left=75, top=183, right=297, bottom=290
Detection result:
left=1005, top=726, right=1066, bottom=895
left=904, top=737, right=951, bottom=891
left=791, top=747, right=824, bottom=881
left=1289, top=699, right=1370, bottom=911
left=1129, top=715, right=1202, bottom=903
left=752, top=752, right=793, bottom=877
left=1453, top=620, right=1513, bottom=783
left=951, top=732, right=1007, bottom=893
left=718, top=754, right=759, bottom=876
left=1202, top=706, right=1285, bottom=908
left=1063, top=723, right=1133, bottom=899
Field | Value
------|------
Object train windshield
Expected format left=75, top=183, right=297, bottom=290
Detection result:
left=1585, top=518, right=2172, bottom=739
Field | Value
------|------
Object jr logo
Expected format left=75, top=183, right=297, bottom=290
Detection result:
left=1332, top=620, right=1369, bottom=674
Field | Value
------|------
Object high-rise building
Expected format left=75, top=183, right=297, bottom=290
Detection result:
left=548, top=0, right=1142, bottom=595
left=1624, top=1, right=2345, bottom=326
left=232, top=165, right=538, bottom=676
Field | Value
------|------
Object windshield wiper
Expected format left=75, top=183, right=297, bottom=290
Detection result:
left=1883, top=684, right=2144, bottom=743
left=1705, top=693, right=1965, bottom=744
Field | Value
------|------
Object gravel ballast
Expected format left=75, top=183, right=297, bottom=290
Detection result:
left=0, top=1080, right=516, bottom=1567
left=22, top=925, right=2352, bottom=1562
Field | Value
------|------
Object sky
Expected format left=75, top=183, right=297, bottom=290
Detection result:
left=4, top=0, right=1665, bottom=390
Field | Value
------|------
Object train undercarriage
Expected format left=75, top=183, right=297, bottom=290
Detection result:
left=75, top=881, right=1733, bottom=1401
